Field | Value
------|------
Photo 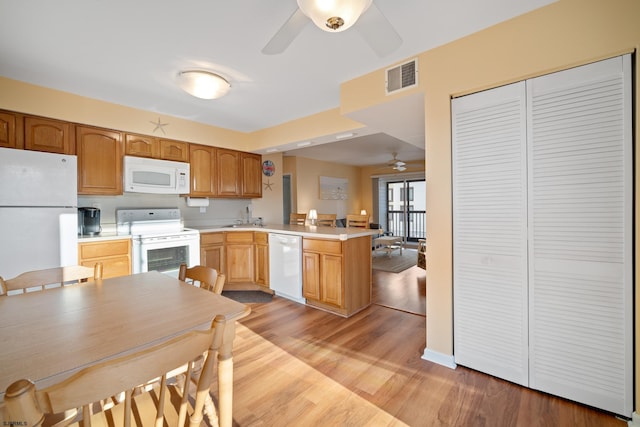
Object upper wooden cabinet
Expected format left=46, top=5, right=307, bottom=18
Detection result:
left=189, top=143, right=217, bottom=197
left=216, top=149, right=262, bottom=198
left=125, top=133, right=156, bottom=158
left=216, top=148, right=241, bottom=197
left=241, top=152, right=262, bottom=198
left=159, top=139, right=189, bottom=162
left=0, top=111, right=18, bottom=149
left=77, top=125, right=123, bottom=195
left=24, top=116, right=74, bottom=154
left=125, top=133, right=189, bottom=162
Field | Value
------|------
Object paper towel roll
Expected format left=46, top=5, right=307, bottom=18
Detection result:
left=186, top=197, right=210, bottom=207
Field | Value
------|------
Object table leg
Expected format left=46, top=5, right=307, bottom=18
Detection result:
left=218, top=321, right=237, bottom=427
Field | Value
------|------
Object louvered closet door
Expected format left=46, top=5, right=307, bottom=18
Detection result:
left=527, top=55, right=632, bottom=416
left=452, top=82, right=529, bottom=385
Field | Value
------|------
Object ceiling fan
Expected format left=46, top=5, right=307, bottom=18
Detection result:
left=387, top=153, right=407, bottom=171
left=262, top=0, right=402, bottom=57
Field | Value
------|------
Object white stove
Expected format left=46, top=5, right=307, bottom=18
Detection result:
left=116, top=208, right=200, bottom=277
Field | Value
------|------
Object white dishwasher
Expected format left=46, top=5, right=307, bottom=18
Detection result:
left=268, top=233, right=305, bottom=304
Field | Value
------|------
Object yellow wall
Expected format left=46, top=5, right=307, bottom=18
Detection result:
left=285, top=156, right=364, bottom=221
left=342, top=0, right=640, bottom=410
left=250, top=108, right=366, bottom=149
left=1, top=0, right=637, bottom=411
left=0, top=77, right=251, bottom=150
left=250, top=153, right=283, bottom=225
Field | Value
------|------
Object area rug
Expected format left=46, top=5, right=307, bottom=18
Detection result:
left=222, top=290, right=273, bottom=303
left=372, top=249, right=418, bottom=273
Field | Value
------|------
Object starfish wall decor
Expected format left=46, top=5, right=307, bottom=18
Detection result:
left=150, top=117, right=169, bottom=134
left=263, top=179, right=274, bottom=191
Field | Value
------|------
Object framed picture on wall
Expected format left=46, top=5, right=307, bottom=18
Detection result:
left=319, top=176, right=348, bottom=200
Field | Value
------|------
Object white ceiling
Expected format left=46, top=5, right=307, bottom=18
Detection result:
left=0, top=0, right=555, bottom=167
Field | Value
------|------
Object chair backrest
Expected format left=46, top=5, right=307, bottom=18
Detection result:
left=346, top=214, right=368, bottom=228
left=178, top=264, right=224, bottom=294
left=289, top=213, right=307, bottom=225
left=0, top=263, right=103, bottom=296
left=3, top=316, right=224, bottom=427
left=316, top=213, right=337, bottom=227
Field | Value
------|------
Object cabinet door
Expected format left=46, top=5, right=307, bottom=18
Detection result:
left=241, top=152, right=262, bottom=198
left=125, top=133, right=158, bottom=158
left=159, top=139, right=189, bottom=162
left=216, top=148, right=241, bottom=196
left=225, top=244, right=254, bottom=283
left=189, top=144, right=216, bottom=196
left=0, top=111, right=17, bottom=148
left=302, top=252, right=320, bottom=300
left=24, top=116, right=73, bottom=154
left=201, top=244, right=224, bottom=274
left=527, top=55, right=632, bottom=416
left=77, top=126, right=123, bottom=195
left=255, top=243, right=269, bottom=287
left=78, top=239, right=131, bottom=279
left=320, top=254, right=343, bottom=307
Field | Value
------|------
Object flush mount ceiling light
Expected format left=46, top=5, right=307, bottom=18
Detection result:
left=177, top=70, right=230, bottom=100
left=297, top=0, right=372, bottom=32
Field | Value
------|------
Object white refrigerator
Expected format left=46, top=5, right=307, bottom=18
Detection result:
left=0, top=148, right=78, bottom=280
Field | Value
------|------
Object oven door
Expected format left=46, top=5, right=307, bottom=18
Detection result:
left=132, top=234, right=200, bottom=277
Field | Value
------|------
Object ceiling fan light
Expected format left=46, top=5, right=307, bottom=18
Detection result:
left=177, top=70, right=230, bottom=100
left=297, top=0, right=373, bottom=32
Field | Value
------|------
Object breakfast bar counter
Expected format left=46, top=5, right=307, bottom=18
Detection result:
left=188, top=223, right=380, bottom=240
left=192, top=224, right=379, bottom=317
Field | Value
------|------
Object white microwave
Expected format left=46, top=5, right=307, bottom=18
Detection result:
left=123, top=156, right=190, bottom=194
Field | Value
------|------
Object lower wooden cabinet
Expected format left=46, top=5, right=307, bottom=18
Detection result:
left=78, top=239, right=131, bottom=279
left=200, top=231, right=269, bottom=290
left=225, top=231, right=254, bottom=283
left=254, top=232, right=269, bottom=288
left=302, top=236, right=371, bottom=317
left=200, top=232, right=225, bottom=275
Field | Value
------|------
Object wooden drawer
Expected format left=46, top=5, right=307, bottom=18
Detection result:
left=201, top=232, right=224, bottom=245
left=254, top=232, right=268, bottom=245
left=303, top=239, right=342, bottom=255
left=79, top=240, right=130, bottom=259
left=225, top=231, right=254, bottom=244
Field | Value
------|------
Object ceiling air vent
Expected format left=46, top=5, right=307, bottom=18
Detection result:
left=385, top=59, right=418, bottom=94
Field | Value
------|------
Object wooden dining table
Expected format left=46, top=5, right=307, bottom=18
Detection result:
left=0, top=271, right=250, bottom=427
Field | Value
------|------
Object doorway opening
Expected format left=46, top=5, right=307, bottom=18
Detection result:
left=282, top=174, right=292, bottom=224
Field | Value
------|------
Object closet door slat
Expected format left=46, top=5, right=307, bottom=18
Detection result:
left=452, top=82, right=529, bottom=385
left=527, top=55, right=632, bottom=416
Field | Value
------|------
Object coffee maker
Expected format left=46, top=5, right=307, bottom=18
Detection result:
left=78, top=207, right=101, bottom=236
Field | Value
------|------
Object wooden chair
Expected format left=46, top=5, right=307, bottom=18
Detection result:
left=3, top=316, right=225, bottom=427
left=316, top=213, right=337, bottom=227
left=0, top=263, right=103, bottom=296
left=178, top=264, right=225, bottom=294
left=346, top=214, right=368, bottom=228
left=289, top=213, right=307, bottom=225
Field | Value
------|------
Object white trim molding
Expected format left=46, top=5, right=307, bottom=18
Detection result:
left=422, top=348, right=457, bottom=369
left=627, top=412, right=640, bottom=426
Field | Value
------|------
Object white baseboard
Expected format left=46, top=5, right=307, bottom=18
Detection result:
left=422, top=348, right=457, bottom=369
left=627, top=412, right=640, bottom=426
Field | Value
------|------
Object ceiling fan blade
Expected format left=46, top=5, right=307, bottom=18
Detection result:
left=355, top=3, right=402, bottom=57
left=262, top=8, right=310, bottom=55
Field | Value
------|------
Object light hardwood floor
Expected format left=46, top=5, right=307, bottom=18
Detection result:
left=224, top=292, right=625, bottom=426
left=372, top=265, right=426, bottom=316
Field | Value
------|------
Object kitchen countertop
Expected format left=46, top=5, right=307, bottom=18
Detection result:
left=77, top=232, right=132, bottom=243
left=77, top=225, right=131, bottom=243
left=189, top=224, right=381, bottom=241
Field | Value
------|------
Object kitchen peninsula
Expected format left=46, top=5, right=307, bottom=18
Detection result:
left=192, top=224, right=380, bottom=317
